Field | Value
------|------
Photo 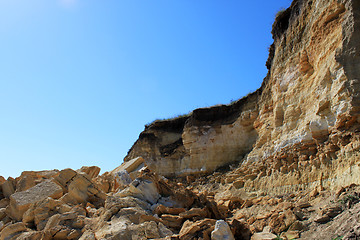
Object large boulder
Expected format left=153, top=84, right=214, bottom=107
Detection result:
left=211, top=220, right=235, bottom=240
left=55, top=170, right=106, bottom=207
left=111, top=157, right=145, bottom=175
left=53, top=168, right=77, bottom=190
left=6, top=180, right=63, bottom=221
left=179, top=219, right=216, bottom=240
left=0, top=222, right=28, bottom=240
left=118, top=177, right=160, bottom=204
left=77, top=166, right=101, bottom=179
left=1, top=178, right=16, bottom=198
left=22, top=197, right=63, bottom=230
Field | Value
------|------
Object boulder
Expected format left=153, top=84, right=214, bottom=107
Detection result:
left=111, top=157, right=145, bottom=175
left=16, top=231, right=43, bottom=240
left=6, top=180, right=63, bottom=221
left=211, top=220, right=235, bottom=240
left=1, top=178, right=16, bottom=198
left=161, top=214, right=184, bottom=229
left=22, top=197, right=62, bottom=230
left=251, top=232, right=278, bottom=240
left=78, top=166, right=101, bottom=179
left=179, top=219, right=216, bottom=240
left=79, top=230, right=96, bottom=240
left=154, top=204, right=186, bottom=216
left=0, top=209, right=6, bottom=221
left=15, top=176, right=37, bottom=192
left=95, top=217, right=131, bottom=240
left=53, top=168, right=78, bottom=189
left=66, top=173, right=106, bottom=206
left=114, top=170, right=132, bottom=190
left=158, top=222, right=174, bottom=238
left=117, top=207, right=149, bottom=224
left=118, top=178, right=160, bottom=204
left=179, top=207, right=208, bottom=219
left=0, top=222, right=28, bottom=240
left=0, top=199, right=9, bottom=209
left=144, top=221, right=161, bottom=239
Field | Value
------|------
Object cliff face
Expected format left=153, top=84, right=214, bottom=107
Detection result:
left=125, top=0, right=360, bottom=194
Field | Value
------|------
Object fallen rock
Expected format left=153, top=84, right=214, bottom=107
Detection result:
left=211, top=220, right=235, bottom=240
left=111, top=157, right=145, bottom=176
left=251, top=232, right=278, bottom=240
left=78, top=166, right=101, bottom=179
left=119, top=177, right=160, bottom=204
left=0, top=222, right=28, bottom=240
left=280, top=230, right=300, bottom=240
left=314, top=214, right=331, bottom=223
left=16, top=231, right=43, bottom=240
left=79, top=230, right=96, bottom=240
left=66, top=173, right=106, bottom=207
left=22, top=197, right=62, bottom=230
left=158, top=222, right=174, bottom=238
left=53, top=168, right=77, bottom=190
left=144, top=221, right=161, bottom=239
left=179, top=219, right=216, bottom=240
left=161, top=214, right=184, bottom=229
left=179, top=207, right=208, bottom=219
left=114, top=170, right=132, bottom=190
left=6, top=180, right=63, bottom=221
left=0, top=199, right=9, bottom=209
left=15, top=175, right=37, bottom=193
left=154, top=204, right=186, bottom=216
left=1, top=178, right=16, bottom=199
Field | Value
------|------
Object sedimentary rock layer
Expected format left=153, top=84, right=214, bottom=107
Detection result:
left=125, top=0, right=360, bottom=194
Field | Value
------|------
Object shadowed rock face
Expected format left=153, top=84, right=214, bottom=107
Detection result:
left=125, top=0, right=360, bottom=194
left=2, top=2, right=360, bottom=239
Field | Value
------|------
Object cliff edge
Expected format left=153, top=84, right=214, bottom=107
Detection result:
left=125, top=0, right=360, bottom=195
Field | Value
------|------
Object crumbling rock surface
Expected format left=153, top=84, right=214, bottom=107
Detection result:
left=0, top=163, right=241, bottom=240
left=2, top=0, right=360, bottom=239
left=125, top=0, right=360, bottom=198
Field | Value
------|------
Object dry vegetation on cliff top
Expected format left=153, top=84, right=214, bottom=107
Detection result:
left=1, top=0, right=360, bottom=239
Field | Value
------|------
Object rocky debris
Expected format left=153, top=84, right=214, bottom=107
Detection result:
left=314, top=205, right=342, bottom=224
left=251, top=226, right=277, bottom=240
left=0, top=222, right=28, bottom=240
left=6, top=180, right=63, bottom=221
left=0, top=162, right=248, bottom=239
left=1, top=0, right=360, bottom=239
left=2, top=166, right=360, bottom=239
left=211, top=220, right=235, bottom=240
left=77, top=166, right=100, bottom=179
left=1, top=178, right=16, bottom=199
left=179, top=218, right=216, bottom=240
left=111, top=156, right=145, bottom=180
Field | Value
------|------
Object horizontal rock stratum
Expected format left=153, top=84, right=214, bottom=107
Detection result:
left=125, top=0, right=360, bottom=195
left=2, top=0, right=360, bottom=239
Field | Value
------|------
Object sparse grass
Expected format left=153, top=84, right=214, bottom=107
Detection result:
left=332, top=236, right=343, bottom=240
left=228, top=91, right=255, bottom=105
left=145, top=112, right=191, bottom=127
left=275, top=8, right=286, bottom=19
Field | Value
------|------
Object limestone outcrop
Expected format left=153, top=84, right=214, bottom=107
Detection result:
left=1, top=0, right=360, bottom=239
left=125, top=0, right=360, bottom=196
left=0, top=164, right=241, bottom=240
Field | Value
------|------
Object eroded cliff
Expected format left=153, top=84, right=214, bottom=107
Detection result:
left=125, top=0, right=360, bottom=194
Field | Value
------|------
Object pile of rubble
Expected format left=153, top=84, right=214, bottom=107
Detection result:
left=1, top=157, right=360, bottom=239
left=0, top=157, right=245, bottom=240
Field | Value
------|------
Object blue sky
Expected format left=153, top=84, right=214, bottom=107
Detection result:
left=0, top=0, right=292, bottom=178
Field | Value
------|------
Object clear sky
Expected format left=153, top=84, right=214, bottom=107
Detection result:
left=0, top=0, right=292, bottom=178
